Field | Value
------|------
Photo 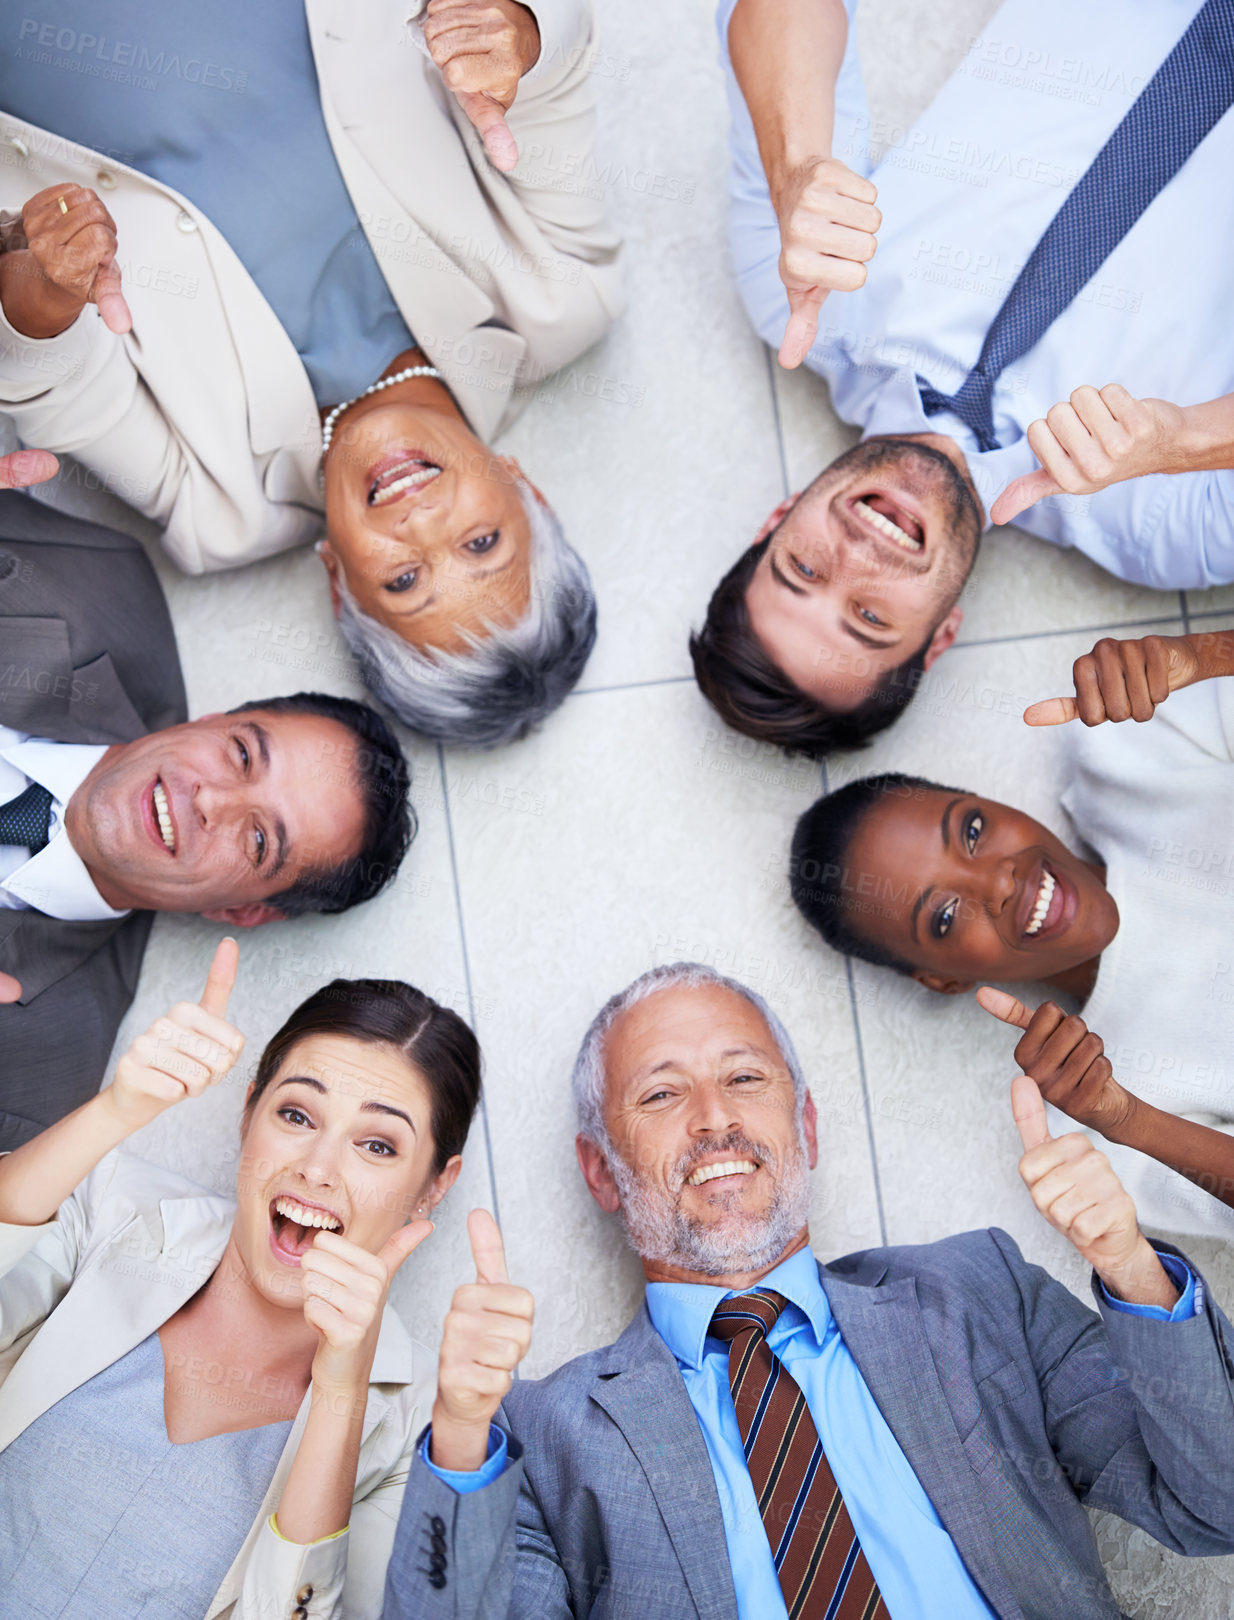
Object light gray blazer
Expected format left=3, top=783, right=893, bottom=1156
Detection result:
left=383, top=1228, right=1234, bottom=1620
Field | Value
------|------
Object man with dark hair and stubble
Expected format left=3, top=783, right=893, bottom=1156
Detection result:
left=697, top=0, right=1234, bottom=757
left=0, top=491, right=413, bottom=1148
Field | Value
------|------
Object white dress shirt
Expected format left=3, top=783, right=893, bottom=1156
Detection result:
left=0, top=731, right=128, bottom=920
left=719, top=0, right=1234, bottom=589
left=1059, top=680, right=1234, bottom=1240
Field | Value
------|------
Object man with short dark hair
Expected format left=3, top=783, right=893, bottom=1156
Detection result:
left=0, top=492, right=413, bottom=1146
left=384, top=965, right=1234, bottom=1620
left=696, top=0, right=1234, bottom=757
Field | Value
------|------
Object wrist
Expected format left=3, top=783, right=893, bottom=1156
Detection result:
left=1187, top=629, right=1234, bottom=683
left=1173, top=394, right=1234, bottom=473
left=429, top=1406, right=493, bottom=1472
left=92, top=1085, right=158, bottom=1143
left=768, top=149, right=831, bottom=218
left=1095, top=1236, right=1179, bottom=1311
left=0, top=254, right=85, bottom=340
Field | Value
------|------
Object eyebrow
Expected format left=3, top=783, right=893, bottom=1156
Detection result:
left=910, top=886, right=934, bottom=946
left=382, top=553, right=517, bottom=620
left=240, top=721, right=290, bottom=878
left=273, top=1076, right=416, bottom=1133
left=939, top=796, right=964, bottom=850
left=769, top=553, right=807, bottom=596
left=841, top=620, right=897, bottom=651
left=634, top=1044, right=769, bottom=1084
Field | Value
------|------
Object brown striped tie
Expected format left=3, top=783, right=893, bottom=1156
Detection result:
left=710, top=1290, right=887, bottom=1620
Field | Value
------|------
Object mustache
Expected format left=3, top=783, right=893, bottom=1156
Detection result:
left=671, top=1131, right=770, bottom=1192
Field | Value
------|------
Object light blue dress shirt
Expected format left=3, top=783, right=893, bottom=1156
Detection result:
left=646, top=1244, right=1197, bottom=1620
left=717, top=0, right=1234, bottom=590
left=0, top=1, right=414, bottom=407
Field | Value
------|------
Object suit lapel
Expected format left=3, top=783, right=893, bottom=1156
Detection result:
left=590, top=1310, right=739, bottom=1620
left=820, top=1267, right=1024, bottom=1619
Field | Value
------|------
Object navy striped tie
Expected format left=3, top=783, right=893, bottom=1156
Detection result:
left=711, top=1290, right=886, bottom=1620
left=0, top=781, right=54, bottom=854
left=919, top=0, right=1234, bottom=450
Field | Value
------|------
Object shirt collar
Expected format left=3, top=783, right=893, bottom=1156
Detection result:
left=646, top=1246, right=831, bottom=1372
left=0, top=739, right=129, bottom=920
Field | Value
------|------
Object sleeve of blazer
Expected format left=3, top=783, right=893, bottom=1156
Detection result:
left=465, top=0, right=623, bottom=296
left=0, top=1151, right=124, bottom=1352
left=995, top=1229, right=1234, bottom=1554
left=0, top=294, right=307, bottom=573
left=383, top=1432, right=574, bottom=1620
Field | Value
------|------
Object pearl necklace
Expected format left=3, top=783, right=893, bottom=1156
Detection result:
left=319, top=366, right=442, bottom=461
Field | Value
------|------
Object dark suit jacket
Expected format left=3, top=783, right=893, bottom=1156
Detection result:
left=0, top=494, right=186, bottom=1147
left=385, top=1231, right=1234, bottom=1620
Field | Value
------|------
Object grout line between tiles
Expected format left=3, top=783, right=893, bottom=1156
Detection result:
left=765, top=346, right=792, bottom=499
left=571, top=674, right=696, bottom=697
left=819, top=759, right=889, bottom=1248
left=954, top=611, right=1187, bottom=652
left=1179, top=590, right=1192, bottom=635
left=434, top=743, right=503, bottom=1231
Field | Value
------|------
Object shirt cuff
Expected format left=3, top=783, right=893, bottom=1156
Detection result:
left=1100, top=1252, right=1200, bottom=1322
left=267, top=1513, right=348, bottom=1546
left=419, top=1424, right=509, bottom=1494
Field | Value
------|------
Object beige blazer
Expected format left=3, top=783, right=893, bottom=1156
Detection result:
left=0, top=1151, right=436, bottom=1620
left=0, top=0, right=621, bottom=573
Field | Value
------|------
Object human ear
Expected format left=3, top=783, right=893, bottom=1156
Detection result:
left=201, top=903, right=287, bottom=927
left=754, top=493, right=801, bottom=544
left=913, top=969, right=975, bottom=996
left=802, top=1091, right=819, bottom=1170
left=576, top=1134, right=622, bottom=1215
left=922, top=605, right=963, bottom=670
left=421, top=1154, right=463, bottom=1215
left=315, top=539, right=343, bottom=618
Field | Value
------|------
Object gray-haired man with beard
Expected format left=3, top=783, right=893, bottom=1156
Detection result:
left=385, top=963, right=1234, bottom=1620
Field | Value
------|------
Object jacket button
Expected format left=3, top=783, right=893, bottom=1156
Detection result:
left=296, top=1588, right=314, bottom=1605
left=293, top=1608, right=309, bottom=1619
left=96, top=170, right=116, bottom=190
left=430, top=1515, right=446, bottom=1536
left=175, top=210, right=198, bottom=233
left=7, top=136, right=29, bottom=158
left=429, top=1572, right=446, bottom=1590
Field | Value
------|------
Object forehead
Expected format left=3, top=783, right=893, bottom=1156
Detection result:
left=272, top=1032, right=431, bottom=1111
left=603, top=983, right=782, bottom=1090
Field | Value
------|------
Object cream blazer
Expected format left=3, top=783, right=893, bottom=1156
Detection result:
left=0, top=0, right=622, bottom=573
left=0, top=1150, right=436, bottom=1620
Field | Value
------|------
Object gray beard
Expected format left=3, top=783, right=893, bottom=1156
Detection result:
left=606, top=1128, right=812, bottom=1278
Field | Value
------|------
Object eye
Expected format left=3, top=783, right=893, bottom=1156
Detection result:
left=857, top=606, right=884, bottom=626
left=963, top=810, right=984, bottom=854
left=235, top=736, right=250, bottom=771
left=730, top=1072, right=762, bottom=1085
left=465, top=530, right=500, bottom=555
left=277, top=1105, right=312, bottom=1128
left=932, top=898, right=959, bottom=939
left=384, top=570, right=418, bottom=594
left=641, top=1089, right=673, bottom=1106
left=253, top=825, right=267, bottom=867
left=790, top=554, right=817, bottom=580
left=361, top=1138, right=397, bottom=1158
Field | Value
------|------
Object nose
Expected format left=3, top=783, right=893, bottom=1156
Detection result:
left=987, top=855, right=1018, bottom=915
left=686, top=1078, right=741, bottom=1139
left=294, top=1131, right=342, bottom=1193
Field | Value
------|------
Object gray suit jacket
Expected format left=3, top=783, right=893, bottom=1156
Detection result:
left=384, top=1229, right=1234, bottom=1620
left=0, top=494, right=186, bottom=1147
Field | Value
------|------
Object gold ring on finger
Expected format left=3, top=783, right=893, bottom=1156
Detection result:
left=57, top=195, right=69, bottom=215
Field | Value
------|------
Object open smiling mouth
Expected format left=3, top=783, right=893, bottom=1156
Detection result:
left=852, top=493, right=925, bottom=552
left=686, top=1158, right=760, bottom=1188
left=151, top=779, right=176, bottom=853
left=368, top=456, right=443, bottom=507
left=1023, top=862, right=1065, bottom=939
left=269, top=1195, right=344, bottom=1266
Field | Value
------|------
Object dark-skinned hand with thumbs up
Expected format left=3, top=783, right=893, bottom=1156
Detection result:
left=429, top=1208, right=534, bottom=1471
left=979, top=984, right=1234, bottom=1223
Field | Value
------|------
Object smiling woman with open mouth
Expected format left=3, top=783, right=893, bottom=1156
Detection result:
left=0, top=942, right=483, bottom=1619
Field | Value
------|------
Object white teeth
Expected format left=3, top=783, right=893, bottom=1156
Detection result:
left=686, top=1159, right=758, bottom=1187
left=854, top=498, right=923, bottom=552
left=274, top=1195, right=342, bottom=1232
left=152, top=781, right=175, bottom=851
left=1024, top=869, right=1056, bottom=937
left=370, top=461, right=442, bottom=507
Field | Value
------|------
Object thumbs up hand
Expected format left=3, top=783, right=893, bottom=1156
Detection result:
left=1022, top=633, right=1201, bottom=729
left=430, top=1209, right=534, bottom=1470
left=109, top=938, right=245, bottom=1126
left=987, top=993, right=1180, bottom=1309
left=423, top=0, right=541, bottom=173
left=976, top=987, right=1133, bottom=1136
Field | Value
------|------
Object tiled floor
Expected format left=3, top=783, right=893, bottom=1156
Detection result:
left=35, top=0, right=1234, bottom=1613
